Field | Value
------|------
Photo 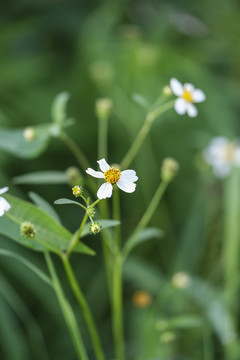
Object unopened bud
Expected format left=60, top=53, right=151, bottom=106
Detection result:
left=95, top=98, right=113, bottom=120
left=90, top=222, right=101, bottom=235
left=172, top=272, right=191, bottom=289
left=72, top=185, right=83, bottom=198
left=23, top=127, right=35, bottom=141
left=20, top=221, right=36, bottom=238
left=66, top=167, right=82, bottom=186
left=161, top=157, right=179, bottom=182
left=87, top=207, right=95, bottom=217
left=163, top=85, right=173, bottom=96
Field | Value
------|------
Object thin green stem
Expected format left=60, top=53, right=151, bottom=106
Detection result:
left=112, top=253, right=125, bottom=360
left=121, top=100, right=174, bottom=169
left=122, top=180, right=169, bottom=259
left=98, top=115, right=108, bottom=160
left=61, top=255, right=106, bottom=360
left=44, top=252, right=88, bottom=360
left=60, top=131, right=90, bottom=170
left=113, top=188, right=121, bottom=248
left=67, top=211, right=89, bottom=257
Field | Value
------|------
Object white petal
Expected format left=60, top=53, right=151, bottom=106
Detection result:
left=193, top=89, right=206, bottom=103
left=86, top=168, right=104, bottom=178
left=97, top=158, right=110, bottom=172
left=97, top=182, right=113, bottom=199
left=0, top=187, right=9, bottom=195
left=174, top=98, right=187, bottom=115
left=0, top=197, right=11, bottom=215
left=117, top=179, right=136, bottom=193
left=213, top=163, right=231, bottom=178
left=186, top=103, right=198, bottom=117
left=170, top=78, right=183, bottom=96
left=120, top=170, right=138, bottom=183
left=183, top=83, right=195, bottom=92
left=233, top=147, right=240, bottom=166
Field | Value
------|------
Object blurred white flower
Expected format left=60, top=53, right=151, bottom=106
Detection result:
left=0, top=187, right=11, bottom=216
left=170, top=78, right=206, bottom=117
left=172, top=272, right=191, bottom=289
left=86, top=158, right=138, bottom=199
left=203, top=137, right=240, bottom=178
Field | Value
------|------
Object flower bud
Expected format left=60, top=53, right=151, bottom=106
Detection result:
left=23, top=127, right=35, bottom=141
left=95, top=98, right=113, bottom=120
left=171, top=271, right=191, bottom=289
left=132, top=290, right=152, bottom=308
left=66, top=167, right=82, bottom=186
left=90, top=222, right=101, bottom=235
left=161, top=157, right=179, bottom=182
left=87, top=207, right=95, bottom=217
left=72, top=185, right=83, bottom=198
left=20, top=221, right=36, bottom=238
left=163, top=85, right=173, bottom=96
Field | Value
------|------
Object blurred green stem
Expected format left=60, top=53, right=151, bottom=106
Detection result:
left=60, top=131, right=90, bottom=170
left=98, top=114, right=108, bottom=160
left=112, top=253, right=125, bottom=360
left=113, top=187, right=121, bottom=248
left=123, top=180, right=169, bottom=259
left=121, top=100, right=174, bottom=169
left=44, top=252, right=88, bottom=360
left=61, top=255, right=106, bottom=360
left=66, top=212, right=89, bottom=257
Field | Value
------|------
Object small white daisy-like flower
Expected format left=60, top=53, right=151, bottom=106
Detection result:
left=203, top=137, right=240, bottom=178
left=0, top=187, right=11, bottom=216
left=170, top=78, right=206, bottom=117
left=86, top=158, right=138, bottom=199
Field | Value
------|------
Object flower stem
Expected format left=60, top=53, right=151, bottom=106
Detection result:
left=67, top=211, right=89, bottom=257
left=121, top=100, right=174, bottom=169
left=113, top=187, right=121, bottom=248
left=61, top=255, right=106, bottom=360
left=44, top=251, right=88, bottom=360
left=112, top=253, right=125, bottom=360
left=98, top=114, right=109, bottom=160
left=60, top=131, right=90, bottom=171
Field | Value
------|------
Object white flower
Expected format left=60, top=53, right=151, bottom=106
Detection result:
left=0, top=187, right=11, bottom=216
left=170, top=78, right=206, bottom=117
left=203, top=137, right=240, bottom=178
left=86, top=158, right=138, bottom=199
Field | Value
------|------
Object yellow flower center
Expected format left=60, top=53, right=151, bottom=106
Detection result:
left=225, top=143, right=236, bottom=161
left=182, top=89, right=193, bottom=103
left=104, top=167, right=121, bottom=184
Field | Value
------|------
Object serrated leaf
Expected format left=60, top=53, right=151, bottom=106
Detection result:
left=0, top=124, right=51, bottom=158
left=123, top=227, right=164, bottom=258
left=0, top=194, right=94, bottom=256
left=29, top=191, right=61, bottom=223
left=51, top=91, right=70, bottom=125
left=13, top=171, right=68, bottom=185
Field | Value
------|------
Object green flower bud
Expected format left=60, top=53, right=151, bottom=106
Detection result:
left=72, top=185, right=83, bottom=198
left=66, top=167, right=82, bottom=186
left=95, top=98, right=113, bottom=120
left=87, top=207, right=95, bottom=217
left=90, top=222, right=101, bottom=235
left=23, top=127, right=35, bottom=141
left=163, top=85, right=173, bottom=96
left=161, top=157, right=179, bottom=182
left=20, top=221, right=36, bottom=238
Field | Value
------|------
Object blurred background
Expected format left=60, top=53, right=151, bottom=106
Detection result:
left=1, top=0, right=240, bottom=359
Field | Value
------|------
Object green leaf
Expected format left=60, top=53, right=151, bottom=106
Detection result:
left=0, top=194, right=94, bottom=256
left=13, top=171, right=68, bottom=185
left=123, top=227, right=164, bottom=258
left=54, top=198, right=83, bottom=207
left=156, top=315, right=203, bottom=331
left=81, top=219, right=120, bottom=238
left=51, top=91, right=70, bottom=125
left=0, top=249, right=52, bottom=287
left=29, top=191, right=61, bottom=223
left=0, top=124, right=51, bottom=158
